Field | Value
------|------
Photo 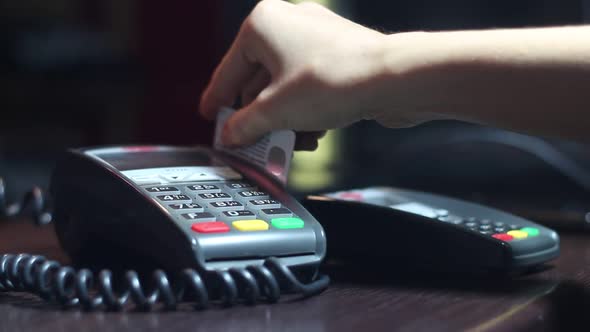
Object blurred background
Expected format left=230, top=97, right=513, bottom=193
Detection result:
left=2, top=0, right=590, bottom=226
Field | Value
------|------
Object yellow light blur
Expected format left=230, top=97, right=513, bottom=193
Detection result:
left=288, top=130, right=341, bottom=191
left=289, top=0, right=333, bottom=7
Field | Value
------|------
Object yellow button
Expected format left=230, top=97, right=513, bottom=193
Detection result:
left=507, top=230, right=528, bottom=239
left=232, top=219, right=269, bottom=231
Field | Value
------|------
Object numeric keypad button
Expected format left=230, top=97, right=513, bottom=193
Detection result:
left=208, top=201, right=244, bottom=213
left=195, top=192, right=233, bottom=202
left=494, top=227, right=507, bottom=233
left=237, top=190, right=269, bottom=200
left=168, top=203, right=204, bottom=213
left=145, top=186, right=180, bottom=194
left=247, top=199, right=281, bottom=210
left=181, top=212, right=216, bottom=222
left=156, top=194, right=192, bottom=203
left=186, top=184, right=221, bottom=194
left=259, top=208, right=293, bottom=219
left=220, top=210, right=257, bottom=221
left=225, top=182, right=255, bottom=190
left=479, top=224, right=492, bottom=231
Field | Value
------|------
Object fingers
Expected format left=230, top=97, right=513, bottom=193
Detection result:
left=199, top=33, right=258, bottom=121
left=221, top=93, right=277, bottom=147
left=222, top=82, right=329, bottom=150
left=222, top=104, right=327, bottom=151
left=199, top=0, right=292, bottom=121
left=221, top=77, right=338, bottom=147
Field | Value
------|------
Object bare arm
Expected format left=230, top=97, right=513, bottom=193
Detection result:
left=376, top=27, right=590, bottom=141
left=199, top=0, right=590, bottom=148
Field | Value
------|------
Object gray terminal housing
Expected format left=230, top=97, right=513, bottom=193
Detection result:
left=49, top=145, right=326, bottom=276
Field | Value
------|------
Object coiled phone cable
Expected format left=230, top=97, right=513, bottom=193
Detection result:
left=0, top=177, right=330, bottom=311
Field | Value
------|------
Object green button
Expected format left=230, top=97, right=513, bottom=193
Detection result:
left=521, top=227, right=540, bottom=237
left=271, top=217, right=304, bottom=229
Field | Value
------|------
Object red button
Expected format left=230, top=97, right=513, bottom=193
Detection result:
left=191, top=222, right=230, bottom=233
left=492, top=233, right=514, bottom=242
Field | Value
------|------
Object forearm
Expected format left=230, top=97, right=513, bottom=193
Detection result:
left=375, top=26, right=590, bottom=140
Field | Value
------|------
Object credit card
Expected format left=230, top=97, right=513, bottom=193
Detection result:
left=213, top=107, right=295, bottom=185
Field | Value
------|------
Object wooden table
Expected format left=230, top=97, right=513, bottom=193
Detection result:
left=1, top=220, right=589, bottom=332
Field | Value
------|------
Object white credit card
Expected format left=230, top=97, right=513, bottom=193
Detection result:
left=213, top=107, right=295, bottom=185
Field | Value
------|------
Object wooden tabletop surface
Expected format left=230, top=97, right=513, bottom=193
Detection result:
left=1, top=220, right=589, bottom=332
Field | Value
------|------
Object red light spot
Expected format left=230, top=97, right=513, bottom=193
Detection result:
left=492, top=233, right=514, bottom=242
left=338, top=192, right=363, bottom=201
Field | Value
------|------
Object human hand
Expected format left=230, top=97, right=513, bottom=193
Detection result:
left=199, top=0, right=387, bottom=150
left=201, top=3, right=590, bottom=146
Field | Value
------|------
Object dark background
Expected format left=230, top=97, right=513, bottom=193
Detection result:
left=1, top=0, right=589, bottom=215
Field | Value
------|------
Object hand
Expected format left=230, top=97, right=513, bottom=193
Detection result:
left=201, top=2, right=590, bottom=144
left=199, top=0, right=387, bottom=150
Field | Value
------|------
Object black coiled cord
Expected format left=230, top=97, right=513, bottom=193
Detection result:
left=0, top=253, right=329, bottom=311
left=0, top=177, right=330, bottom=310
